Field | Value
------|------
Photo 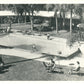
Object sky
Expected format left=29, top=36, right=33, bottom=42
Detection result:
left=0, top=0, right=84, bottom=4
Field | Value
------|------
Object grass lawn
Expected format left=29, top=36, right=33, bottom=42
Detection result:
left=0, top=23, right=80, bottom=41
left=0, top=54, right=84, bottom=81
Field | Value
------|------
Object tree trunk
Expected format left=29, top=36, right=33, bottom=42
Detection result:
left=18, top=14, right=20, bottom=24
left=28, top=12, right=30, bottom=22
left=24, top=10, right=26, bottom=24
left=63, top=11, right=65, bottom=30
left=6, top=16, right=12, bottom=33
left=80, top=14, right=83, bottom=23
left=31, top=11, right=34, bottom=33
left=55, top=11, right=58, bottom=33
left=9, top=16, right=12, bottom=32
left=60, top=11, right=62, bottom=30
left=70, top=9, right=72, bottom=35
left=0, top=17, right=1, bottom=27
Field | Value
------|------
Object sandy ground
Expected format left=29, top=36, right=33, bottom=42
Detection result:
left=0, top=32, right=84, bottom=67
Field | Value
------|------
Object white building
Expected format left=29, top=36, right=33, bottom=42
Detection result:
left=0, top=11, right=16, bottom=16
left=35, top=11, right=80, bottom=19
left=0, top=10, right=80, bottom=19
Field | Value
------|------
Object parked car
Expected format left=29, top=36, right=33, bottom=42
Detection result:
left=40, top=20, right=53, bottom=31
left=34, top=20, right=54, bottom=32
left=77, top=23, right=84, bottom=31
left=34, top=19, right=42, bottom=24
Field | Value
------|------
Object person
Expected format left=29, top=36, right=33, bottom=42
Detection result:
left=0, top=56, right=4, bottom=71
left=6, top=26, right=10, bottom=33
left=0, top=57, right=4, bottom=65
left=73, top=61, right=80, bottom=71
left=43, top=58, right=56, bottom=72
left=32, top=44, right=37, bottom=52
left=69, top=61, right=80, bottom=74
left=49, top=59, right=56, bottom=72
left=47, top=33, right=50, bottom=40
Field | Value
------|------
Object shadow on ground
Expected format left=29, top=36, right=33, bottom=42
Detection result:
left=50, top=71, right=64, bottom=74
left=0, top=64, right=15, bottom=74
left=6, top=55, right=49, bottom=65
left=71, top=72, right=84, bottom=76
left=0, top=45, right=14, bottom=49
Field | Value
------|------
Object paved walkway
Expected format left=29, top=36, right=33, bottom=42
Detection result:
left=0, top=48, right=84, bottom=67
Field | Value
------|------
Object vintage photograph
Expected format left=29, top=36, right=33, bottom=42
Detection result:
left=0, top=3, right=84, bottom=81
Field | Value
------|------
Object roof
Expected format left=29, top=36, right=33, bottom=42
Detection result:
left=35, top=11, right=80, bottom=19
left=0, top=11, right=16, bottom=16
left=65, top=12, right=80, bottom=19
left=35, top=11, right=55, bottom=17
left=0, top=10, right=80, bottom=19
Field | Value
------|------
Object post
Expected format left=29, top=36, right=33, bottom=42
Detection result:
left=70, top=9, right=72, bottom=36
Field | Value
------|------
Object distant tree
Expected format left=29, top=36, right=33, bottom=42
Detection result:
left=67, top=4, right=83, bottom=35
left=67, top=4, right=75, bottom=35
left=75, top=4, right=83, bottom=22
left=26, top=4, right=45, bottom=32
left=19, top=4, right=31, bottom=24
left=7, top=4, right=24, bottom=23
left=0, top=4, right=9, bottom=27
left=60, top=4, right=68, bottom=30
left=45, top=4, right=62, bottom=33
left=7, top=4, right=44, bottom=32
left=66, top=4, right=83, bottom=46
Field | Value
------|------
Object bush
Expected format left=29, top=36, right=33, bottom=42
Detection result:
left=67, top=33, right=79, bottom=47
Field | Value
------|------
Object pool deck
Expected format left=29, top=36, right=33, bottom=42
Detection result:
left=0, top=32, right=84, bottom=67
left=0, top=33, right=79, bottom=57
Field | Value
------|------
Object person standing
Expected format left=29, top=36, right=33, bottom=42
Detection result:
left=32, top=44, right=38, bottom=52
left=0, top=56, right=4, bottom=71
left=47, top=33, right=50, bottom=40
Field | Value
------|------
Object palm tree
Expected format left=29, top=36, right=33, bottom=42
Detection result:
left=0, top=4, right=9, bottom=27
left=45, top=4, right=60, bottom=33
left=66, top=4, right=83, bottom=45
left=67, top=4, right=75, bottom=35
left=20, top=4, right=31, bottom=24
left=60, top=4, right=68, bottom=30
left=7, top=4, right=45, bottom=32
left=75, top=4, right=83, bottom=22
left=28, top=4, right=45, bottom=32
left=8, top=4, right=24, bottom=23
left=67, top=4, right=83, bottom=35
